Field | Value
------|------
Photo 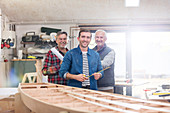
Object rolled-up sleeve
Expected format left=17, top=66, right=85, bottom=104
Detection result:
left=101, top=50, right=115, bottom=69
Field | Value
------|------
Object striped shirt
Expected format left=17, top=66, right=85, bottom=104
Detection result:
left=82, top=52, right=90, bottom=86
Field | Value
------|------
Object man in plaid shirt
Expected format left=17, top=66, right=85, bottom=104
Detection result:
left=42, top=31, right=69, bottom=85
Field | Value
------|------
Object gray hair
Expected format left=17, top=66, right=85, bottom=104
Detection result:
left=95, top=30, right=107, bottom=38
left=57, top=31, right=67, bottom=37
left=56, top=31, right=69, bottom=41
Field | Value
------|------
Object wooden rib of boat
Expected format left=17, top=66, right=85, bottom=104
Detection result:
left=18, top=83, right=170, bottom=113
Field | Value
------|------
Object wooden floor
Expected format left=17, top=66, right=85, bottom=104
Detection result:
left=0, top=95, right=15, bottom=113
left=0, top=88, right=18, bottom=113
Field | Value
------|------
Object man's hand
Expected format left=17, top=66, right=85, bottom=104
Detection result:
left=66, top=73, right=88, bottom=82
left=60, top=60, right=63, bottom=65
left=92, top=73, right=101, bottom=80
left=75, top=74, right=88, bottom=82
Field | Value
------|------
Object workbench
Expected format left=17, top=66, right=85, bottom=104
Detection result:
left=11, top=59, right=43, bottom=86
left=144, top=88, right=170, bottom=103
left=114, top=82, right=133, bottom=96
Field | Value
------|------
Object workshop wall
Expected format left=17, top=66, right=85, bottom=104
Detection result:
left=0, top=12, right=14, bottom=62
left=15, top=24, right=77, bottom=56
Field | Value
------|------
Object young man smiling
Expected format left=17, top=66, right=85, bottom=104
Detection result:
left=59, top=29, right=103, bottom=90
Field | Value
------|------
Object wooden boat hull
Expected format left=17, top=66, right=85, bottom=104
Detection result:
left=18, top=83, right=170, bottom=113
left=19, top=83, right=85, bottom=113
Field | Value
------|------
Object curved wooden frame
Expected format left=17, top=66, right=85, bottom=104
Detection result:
left=18, top=83, right=170, bottom=113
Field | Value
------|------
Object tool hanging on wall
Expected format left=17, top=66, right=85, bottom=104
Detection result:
left=9, top=39, right=14, bottom=47
left=1, top=38, right=15, bottom=49
left=5, top=38, right=11, bottom=49
left=1, top=39, right=5, bottom=49
left=2, top=31, right=16, bottom=49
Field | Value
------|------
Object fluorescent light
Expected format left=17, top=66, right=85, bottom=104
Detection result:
left=125, top=0, right=140, bottom=7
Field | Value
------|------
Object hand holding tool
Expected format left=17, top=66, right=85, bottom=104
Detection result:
left=83, top=67, right=110, bottom=78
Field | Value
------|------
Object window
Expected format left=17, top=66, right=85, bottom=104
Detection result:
left=90, top=32, right=126, bottom=79
left=78, top=24, right=170, bottom=97
left=131, top=32, right=170, bottom=78
left=90, top=31, right=170, bottom=80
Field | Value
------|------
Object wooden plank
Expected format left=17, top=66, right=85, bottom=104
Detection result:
left=15, top=93, right=32, bottom=113
left=34, top=59, right=42, bottom=83
left=11, top=59, right=38, bottom=61
left=0, top=95, right=15, bottom=113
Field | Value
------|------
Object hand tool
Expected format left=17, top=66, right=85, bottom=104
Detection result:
left=84, top=67, right=111, bottom=78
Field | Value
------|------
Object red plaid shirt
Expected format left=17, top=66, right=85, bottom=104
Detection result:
left=42, top=47, right=68, bottom=85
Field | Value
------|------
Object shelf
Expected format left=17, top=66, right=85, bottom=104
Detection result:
left=11, top=59, right=38, bottom=61
left=23, top=53, right=47, bottom=55
left=20, top=41, right=35, bottom=44
left=20, top=41, right=36, bottom=48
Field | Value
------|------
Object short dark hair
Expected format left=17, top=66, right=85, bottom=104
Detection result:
left=57, top=31, right=67, bottom=37
left=78, top=29, right=91, bottom=37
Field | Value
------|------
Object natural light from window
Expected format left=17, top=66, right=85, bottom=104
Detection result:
left=131, top=32, right=170, bottom=78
